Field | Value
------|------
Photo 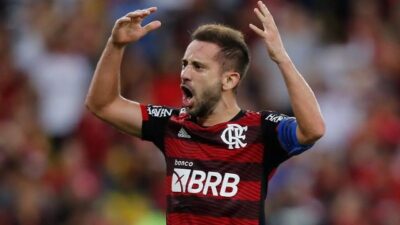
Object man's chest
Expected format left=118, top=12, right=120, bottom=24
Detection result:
left=163, top=119, right=265, bottom=199
left=163, top=119, right=264, bottom=161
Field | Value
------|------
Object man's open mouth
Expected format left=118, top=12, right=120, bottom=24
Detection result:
left=181, top=85, right=194, bottom=108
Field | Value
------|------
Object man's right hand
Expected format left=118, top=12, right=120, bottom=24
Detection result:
left=86, top=7, right=161, bottom=137
left=110, top=7, right=161, bottom=48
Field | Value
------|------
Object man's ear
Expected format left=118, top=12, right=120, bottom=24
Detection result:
left=222, top=71, right=241, bottom=91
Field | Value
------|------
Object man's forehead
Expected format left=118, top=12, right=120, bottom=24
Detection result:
left=182, top=40, right=221, bottom=61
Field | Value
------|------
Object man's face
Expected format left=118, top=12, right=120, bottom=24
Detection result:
left=180, top=40, right=223, bottom=117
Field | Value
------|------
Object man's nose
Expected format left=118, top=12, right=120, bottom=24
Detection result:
left=180, top=67, right=191, bottom=82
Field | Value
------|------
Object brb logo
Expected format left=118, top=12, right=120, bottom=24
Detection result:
left=221, top=124, right=248, bottom=149
left=171, top=169, right=240, bottom=197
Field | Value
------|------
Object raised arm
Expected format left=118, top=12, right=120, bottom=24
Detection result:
left=85, top=7, right=161, bottom=137
left=249, top=1, right=325, bottom=145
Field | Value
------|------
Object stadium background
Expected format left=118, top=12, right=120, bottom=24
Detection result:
left=1, top=0, right=400, bottom=224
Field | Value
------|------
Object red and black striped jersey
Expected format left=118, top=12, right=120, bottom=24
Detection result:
left=140, top=104, right=301, bottom=225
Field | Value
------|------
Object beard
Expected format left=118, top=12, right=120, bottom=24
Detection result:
left=187, top=81, right=222, bottom=118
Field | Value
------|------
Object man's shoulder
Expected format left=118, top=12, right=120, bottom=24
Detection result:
left=239, top=110, right=289, bottom=128
left=239, top=109, right=279, bottom=122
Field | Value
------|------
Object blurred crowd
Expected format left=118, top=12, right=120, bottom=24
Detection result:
left=0, top=0, right=400, bottom=224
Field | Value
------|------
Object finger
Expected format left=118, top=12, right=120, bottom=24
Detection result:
left=258, top=1, right=271, bottom=17
left=116, top=17, right=131, bottom=26
left=249, top=23, right=265, bottom=37
left=125, top=10, right=151, bottom=21
left=126, top=8, right=158, bottom=24
left=258, top=1, right=277, bottom=29
left=115, top=18, right=131, bottom=28
left=146, top=7, right=158, bottom=13
left=126, top=7, right=157, bottom=19
left=143, top=20, right=162, bottom=33
left=254, top=8, right=266, bottom=24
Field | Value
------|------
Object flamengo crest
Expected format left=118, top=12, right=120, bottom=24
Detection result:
left=221, top=124, right=248, bottom=149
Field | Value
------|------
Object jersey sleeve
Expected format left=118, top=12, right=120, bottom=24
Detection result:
left=140, top=104, right=176, bottom=151
left=261, top=111, right=313, bottom=167
left=276, top=117, right=314, bottom=155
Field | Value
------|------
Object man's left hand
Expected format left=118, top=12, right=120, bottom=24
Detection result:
left=249, top=1, right=289, bottom=64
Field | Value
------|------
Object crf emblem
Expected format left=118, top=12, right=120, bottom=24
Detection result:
left=221, top=124, right=248, bottom=149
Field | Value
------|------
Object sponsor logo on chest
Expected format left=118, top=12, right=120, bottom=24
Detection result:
left=171, top=159, right=240, bottom=197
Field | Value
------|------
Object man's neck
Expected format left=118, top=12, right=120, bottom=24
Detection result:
left=196, top=96, right=241, bottom=127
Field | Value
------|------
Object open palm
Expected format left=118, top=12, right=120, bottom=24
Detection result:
left=111, top=7, right=161, bottom=47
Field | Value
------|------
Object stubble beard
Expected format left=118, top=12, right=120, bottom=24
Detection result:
left=187, top=82, right=222, bottom=119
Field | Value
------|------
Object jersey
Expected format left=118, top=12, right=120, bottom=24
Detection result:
left=140, top=104, right=311, bottom=225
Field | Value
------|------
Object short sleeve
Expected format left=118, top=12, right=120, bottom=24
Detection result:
left=140, top=104, right=176, bottom=150
left=261, top=111, right=291, bottom=167
left=277, top=118, right=314, bottom=155
left=261, top=111, right=313, bottom=167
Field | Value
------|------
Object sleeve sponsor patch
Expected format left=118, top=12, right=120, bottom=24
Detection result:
left=264, top=113, right=288, bottom=123
left=141, top=104, right=175, bottom=150
left=147, top=105, right=173, bottom=118
left=261, top=111, right=292, bottom=167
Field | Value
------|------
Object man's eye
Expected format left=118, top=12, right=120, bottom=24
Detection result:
left=182, top=61, right=188, bottom=68
left=193, top=63, right=202, bottom=70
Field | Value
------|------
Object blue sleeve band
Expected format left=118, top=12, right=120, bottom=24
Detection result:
left=277, top=118, right=313, bottom=155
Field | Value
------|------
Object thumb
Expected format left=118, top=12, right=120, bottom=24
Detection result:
left=143, top=20, right=162, bottom=33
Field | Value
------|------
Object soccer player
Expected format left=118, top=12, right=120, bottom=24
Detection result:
left=85, top=1, right=325, bottom=224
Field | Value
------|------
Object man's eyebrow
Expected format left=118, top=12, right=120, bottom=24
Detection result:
left=193, top=60, right=206, bottom=65
left=181, top=59, right=208, bottom=67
